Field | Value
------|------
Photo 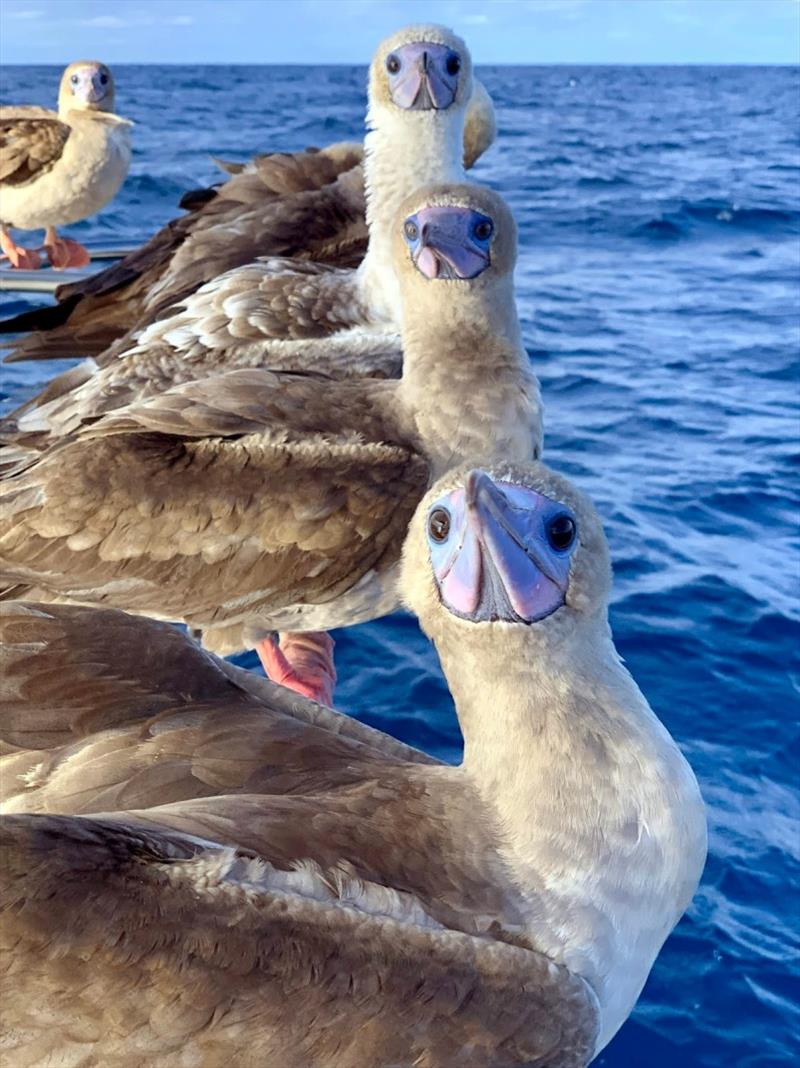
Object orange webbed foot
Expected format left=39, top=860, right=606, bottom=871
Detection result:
left=45, top=236, right=91, bottom=270
left=0, top=231, right=42, bottom=270
left=255, top=631, right=336, bottom=707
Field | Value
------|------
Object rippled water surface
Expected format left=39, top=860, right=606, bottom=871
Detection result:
left=1, top=63, right=798, bottom=1067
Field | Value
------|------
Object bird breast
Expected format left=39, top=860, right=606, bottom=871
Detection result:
left=1, top=117, right=131, bottom=230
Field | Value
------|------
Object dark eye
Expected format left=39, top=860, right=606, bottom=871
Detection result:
left=71, top=74, right=79, bottom=85
left=100, top=73, right=109, bottom=85
left=446, top=53, right=461, bottom=76
left=404, top=219, right=419, bottom=241
left=428, top=507, right=451, bottom=543
left=547, top=514, right=576, bottom=551
left=473, top=218, right=493, bottom=241
left=386, top=54, right=400, bottom=74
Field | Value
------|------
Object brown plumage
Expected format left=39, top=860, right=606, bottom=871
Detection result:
left=0, top=601, right=434, bottom=805
left=0, top=371, right=429, bottom=649
left=0, top=112, right=72, bottom=185
left=1, top=142, right=367, bottom=361
left=0, top=596, right=598, bottom=1068
left=1, top=322, right=405, bottom=454
left=0, top=455, right=707, bottom=1063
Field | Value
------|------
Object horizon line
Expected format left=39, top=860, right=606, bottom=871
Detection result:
left=2, top=60, right=798, bottom=68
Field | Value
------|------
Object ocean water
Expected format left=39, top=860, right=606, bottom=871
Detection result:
left=1, top=64, right=798, bottom=1067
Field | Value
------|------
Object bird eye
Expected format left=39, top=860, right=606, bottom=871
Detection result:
left=100, top=73, right=109, bottom=85
left=386, top=54, right=401, bottom=74
left=403, top=219, right=419, bottom=241
left=547, top=514, right=576, bottom=551
left=70, top=74, right=79, bottom=85
left=428, top=507, right=451, bottom=543
left=446, top=53, right=461, bottom=76
left=473, top=218, right=493, bottom=241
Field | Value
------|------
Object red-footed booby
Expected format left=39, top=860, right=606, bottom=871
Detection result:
left=0, top=61, right=131, bottom=270
left=0, top=462, right=706, bottom=1066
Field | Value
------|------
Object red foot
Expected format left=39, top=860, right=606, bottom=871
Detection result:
left=0, top=232, right=42, bottom=270
left=45, top=237, right=91, bottom=270
left=255, top=631, right=336, bottom=707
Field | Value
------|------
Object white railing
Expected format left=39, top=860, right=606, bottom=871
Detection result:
left=0, top=247, right=136, bottom=293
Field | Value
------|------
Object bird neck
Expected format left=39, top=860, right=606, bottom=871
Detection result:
left=433, top=617, right=707, bottom=1051
left=394, top=281, right=541, bottom=475
left=359, top=106, right=466, bottom=322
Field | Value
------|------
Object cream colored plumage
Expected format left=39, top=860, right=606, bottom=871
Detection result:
left=400, top=462, right=708, bottom=1051
left=0, top=61, right=131, bottom=269
left=0, top=461, right=706, bottom=1066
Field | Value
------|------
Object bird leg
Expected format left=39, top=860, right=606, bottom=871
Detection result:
left=0, top=227, right=42, bottom=269
left=255, top=631, right=337, bottom=707
left=44, top=227, right=91, bottom=270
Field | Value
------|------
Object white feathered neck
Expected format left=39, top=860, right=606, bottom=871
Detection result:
left=429, top=612, right=707, bottom=1054
left=358, top=102, right=467, bottom=323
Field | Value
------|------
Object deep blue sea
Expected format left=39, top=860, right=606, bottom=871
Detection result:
left=1, top=63, right=798, bottom=1067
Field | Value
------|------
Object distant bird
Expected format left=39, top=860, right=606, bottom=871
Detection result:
left=0, top=460, right=707, bottom=1067
left=0, top=184, right=542, bottom=705
left=0, top=61, right=131, bottom=271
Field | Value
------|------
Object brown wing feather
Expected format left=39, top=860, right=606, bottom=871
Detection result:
left=0, top=600, right=507, bottom=932
left=0, top=600, right=433, bottom=813
left=0, top=611, right=416, bottom=815
left=0, top=593, right=598, bottom=1064
left=0, top=372, right=427, bottom=634
left=0, top=811, right=598, bottom=1067
left=142, top=259, right=367, bottom=350
left=0, top=332, right=403, bottom=449
left=0, top=602, right=249, bottom=752
left=0, top=144, right=365, bottom=361
left=0, top=114, right=71, bottom=186
left=141, top=169, right=366, bottom=321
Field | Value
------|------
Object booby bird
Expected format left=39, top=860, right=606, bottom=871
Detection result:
left=0, top=61, right=131, bottom=270
left=0, top=183, right=542, bottom=702
left=0, top=36, right=495, bottom=365
left=0, top=462, right=707, bottom=1066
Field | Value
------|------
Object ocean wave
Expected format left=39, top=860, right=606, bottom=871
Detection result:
left=632, top=199, right=800, bottom=240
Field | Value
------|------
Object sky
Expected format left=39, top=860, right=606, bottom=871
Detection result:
left=1, top=0, right=798, bottom=65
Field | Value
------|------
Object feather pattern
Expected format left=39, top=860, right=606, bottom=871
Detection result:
left=0, top=370, right=429, bottom=648
left=0, top=599, right=600, bottom=1067
left=0, top=99, right=131, bottom=232
left=0, top=112, right=71, bottom=186
left=0, top=143, right=367, bottom=361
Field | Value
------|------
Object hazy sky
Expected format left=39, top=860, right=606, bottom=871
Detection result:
left=1, top=0, right=799, bottom=65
